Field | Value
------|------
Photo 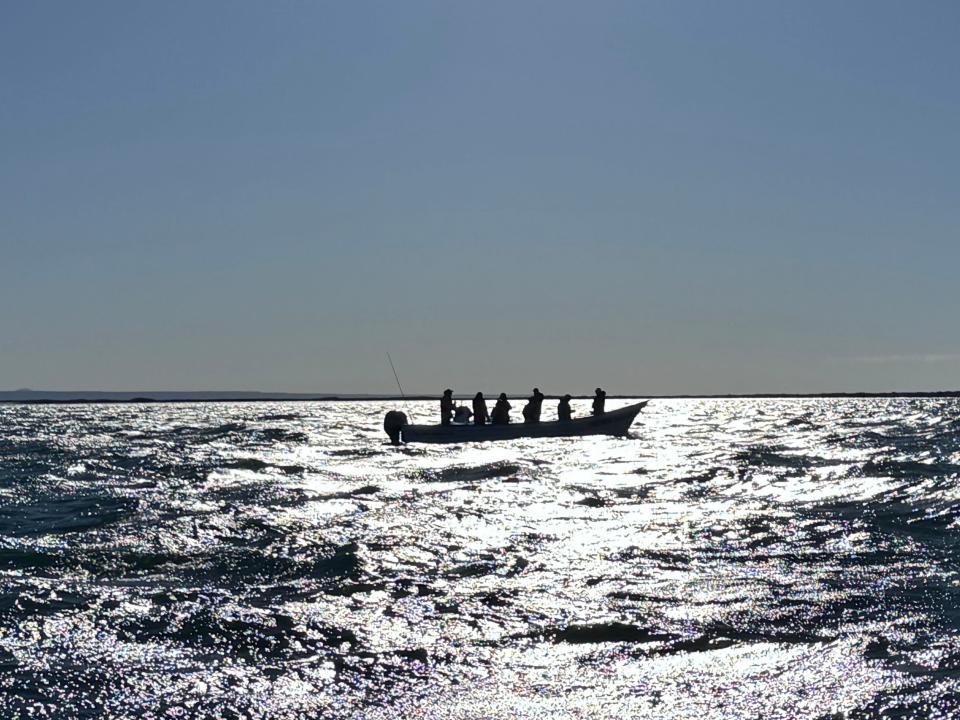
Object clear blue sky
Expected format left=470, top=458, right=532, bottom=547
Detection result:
left=2, top=1, right=958, bottom=394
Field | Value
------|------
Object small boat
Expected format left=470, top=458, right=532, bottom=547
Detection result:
left=384, top=401, right=648, bottom=444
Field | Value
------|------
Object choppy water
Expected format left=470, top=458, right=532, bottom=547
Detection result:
left=1, top=398, right=960, bottom=718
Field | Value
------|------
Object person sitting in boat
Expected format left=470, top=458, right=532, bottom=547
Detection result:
left=472, top=392, right=489, bottom=426
left=453, top=405, right=473, bottom=424
left=440, top=389, right=455, bottom=425
left=522, top=387, right=545, bottom=424
left=592, top=387, right=606, bottom=416
left=491, top=393, right=512, bottom=424
left=557, top=394, right=573, bottom=422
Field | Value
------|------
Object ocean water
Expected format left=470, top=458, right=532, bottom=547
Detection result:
left=1, top=398, right=959, bottom=719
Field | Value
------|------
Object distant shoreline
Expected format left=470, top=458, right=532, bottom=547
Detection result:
left=2, top=391, right=959, bottom=405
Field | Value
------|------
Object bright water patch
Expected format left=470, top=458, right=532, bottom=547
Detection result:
left=0, top=398, right=959, bottom=718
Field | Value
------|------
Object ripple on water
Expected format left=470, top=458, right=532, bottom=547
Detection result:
left=0, top=398, right=958, bottom=718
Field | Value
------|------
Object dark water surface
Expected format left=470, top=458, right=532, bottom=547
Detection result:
left=1, top=399, right=959, bottom=718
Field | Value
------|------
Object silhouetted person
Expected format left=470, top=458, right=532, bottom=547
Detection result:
left=592, top=387, right=606, bottom=416
left=557, top=394, right=572, bottom=422
left=491, top=393, right=512, bottom=424
left=522, top=387, right=545, bottom=424
left=472, top=392, right=489, bottom=426
left=440, top=388, right=454, bottom=425
left=453, top=405, right=473, bottom=424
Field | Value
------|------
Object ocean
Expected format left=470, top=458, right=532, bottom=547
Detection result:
left=1, top=398, right=958, bottom=719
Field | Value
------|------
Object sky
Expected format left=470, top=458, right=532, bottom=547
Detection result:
left=2, top=1, right=958, bottom=395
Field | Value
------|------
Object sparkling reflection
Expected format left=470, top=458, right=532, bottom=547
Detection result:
left=0, top=398, right=958, bottom=717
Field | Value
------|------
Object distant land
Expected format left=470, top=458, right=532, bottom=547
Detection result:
left=2, top=389, right=959, bottom=404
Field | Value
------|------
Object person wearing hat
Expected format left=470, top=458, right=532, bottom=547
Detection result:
left=440, top=389, right=455, bottom=425
left=557, top=394, right=573, bottom=422
left=491, top=393, right=512, bottom=425
left=591, top=387, right=606, bottom=416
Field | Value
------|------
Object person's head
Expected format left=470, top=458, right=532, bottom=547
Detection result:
left=499, top=393, right=507, bottom=401
left=533, top=387, right=541, bottom=395
left=595, top=387, right=603, bottom=395
left=444, top=389, right=453, bottom=397
left=475, top=392, right=483, bottom=399
left=563, top=394, right=571, bottom=401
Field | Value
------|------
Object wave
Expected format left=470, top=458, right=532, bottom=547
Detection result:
left=220, top=459, right=305, bottom=475
left=532, top=622, right=676, bottom=645
left=414, top=462, right=523, bottom=483
left=0, top=497, right=134, bottom=537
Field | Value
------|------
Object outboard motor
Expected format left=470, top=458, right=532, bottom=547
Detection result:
left=383, top=410, right=408, bottom=445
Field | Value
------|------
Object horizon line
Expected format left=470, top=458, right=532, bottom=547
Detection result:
left=2, top=388, right=960, bottom=404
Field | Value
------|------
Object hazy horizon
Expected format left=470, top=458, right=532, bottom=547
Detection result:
left=3, top=2, right=958, bottom=395
left=3, top=386, right=958, bottom=400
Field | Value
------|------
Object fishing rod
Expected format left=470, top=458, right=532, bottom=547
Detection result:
left=386, top=352, right=414, bottom=422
